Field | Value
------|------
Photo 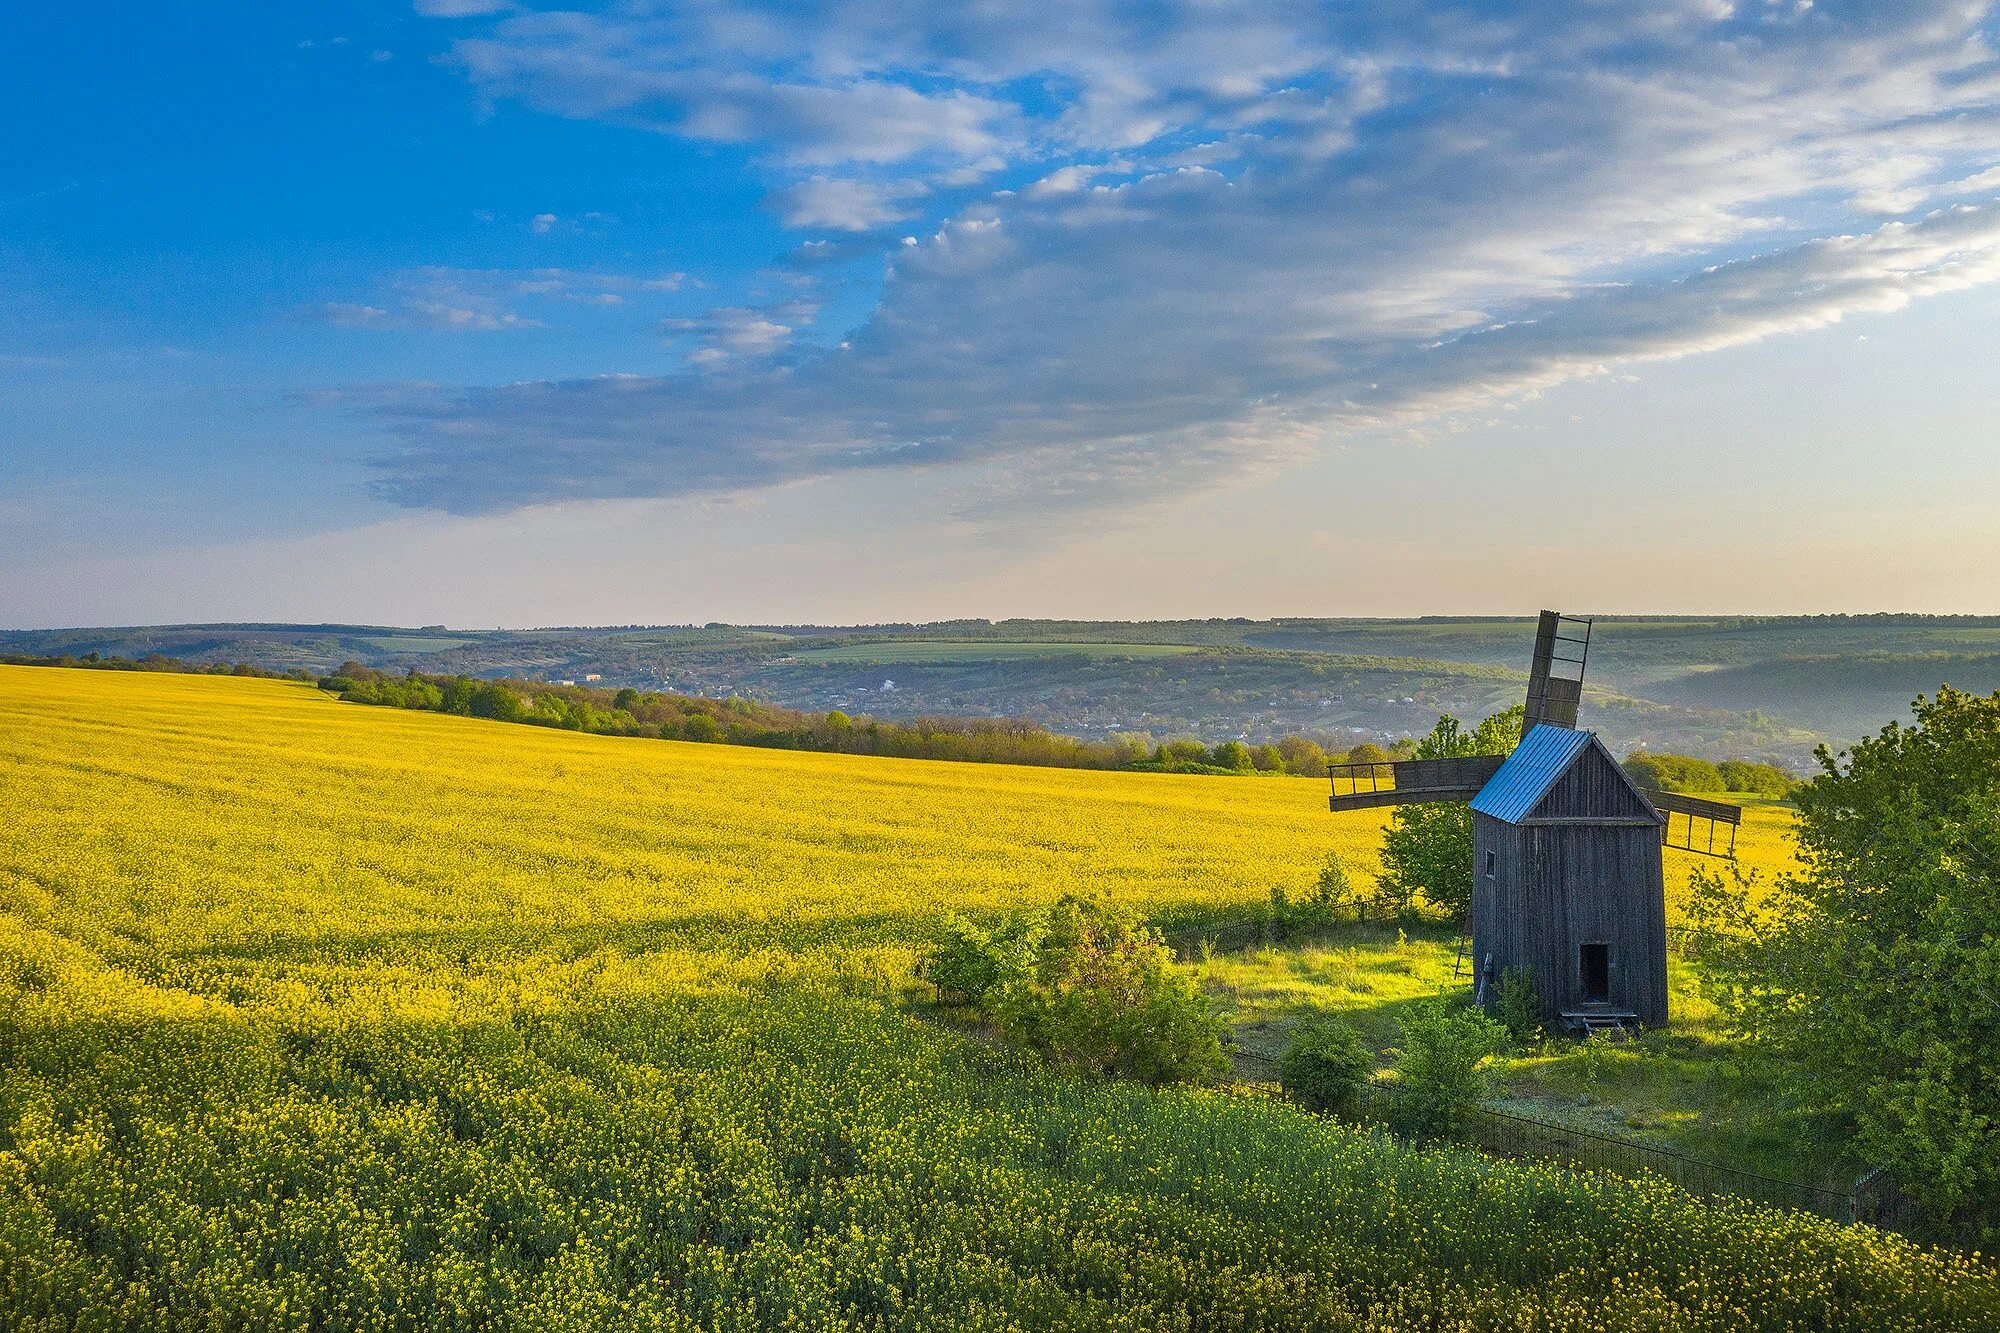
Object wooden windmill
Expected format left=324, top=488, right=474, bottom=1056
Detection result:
left=1327, top=612, right=1742, bottom=1032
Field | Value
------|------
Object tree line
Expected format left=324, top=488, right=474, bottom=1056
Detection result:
left=318, top=662, right=1414, bottom=777
left=1, top=651, right=310, bottom=679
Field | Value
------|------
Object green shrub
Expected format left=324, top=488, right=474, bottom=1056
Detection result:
left=1492, top=966, right=1542, bottom=1046
left=1278, top=1016, right=1372, bottom=1116
left=918, top=915, right=1029, bottom=1006
left=1309, top=850, right=1368, bottom=917
left=990, top=894, right=1226, bottom=1086
left=1389, top=1000, right=1504, bottom=1140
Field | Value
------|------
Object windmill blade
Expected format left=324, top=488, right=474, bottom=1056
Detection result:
left=1523, top=610, right=1592, bottom=731
left=1329, top=754, right=1506, bottom=811
left=1643, top=788, right=1743, bottom=859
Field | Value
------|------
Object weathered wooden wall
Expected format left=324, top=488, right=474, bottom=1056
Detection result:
left=1471, top=809, right=1669, bottom=1026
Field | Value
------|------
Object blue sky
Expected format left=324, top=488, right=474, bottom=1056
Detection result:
left=6, top=1, right=2000, bottom=626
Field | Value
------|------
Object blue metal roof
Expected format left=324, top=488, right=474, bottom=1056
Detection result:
left=1468, top=724, right=1594, bottom=824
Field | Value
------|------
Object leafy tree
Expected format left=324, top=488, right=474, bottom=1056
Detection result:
left=1155, top=739, right=1211, bottom=769
left=468, top=682, right=525, bottom=722
left=1211, top=740, right=1253, bottom=770
left=1378, top=707, right=1522, bottom=917
left=1624, top=751, right=1724, bottom=793
left=1250, top=743, right=1286, bottom=772
left=1717, top=759, right=1798, bottom=797
left=1342, top=742, right=1392, bottom=777
left=683, top=712, right=722, bottom=743
left=1278, top=1016, right=1372, bottom=1116
left=1689, top=687, right=2000, bottom=1238
left=612, top=687, right=641, bottom=711
left=1277, top=736, right=1328, bottom=778
left=1388, top=1000, right=1504, bottom=1141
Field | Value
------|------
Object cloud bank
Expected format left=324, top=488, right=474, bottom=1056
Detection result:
left=375, top=0, right=2000, bottom=514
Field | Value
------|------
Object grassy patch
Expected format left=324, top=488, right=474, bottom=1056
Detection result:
left=1199, top=919, right=1858, bottom=1188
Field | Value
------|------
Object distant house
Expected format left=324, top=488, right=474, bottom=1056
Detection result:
left=555, top=679, right=576, bottom=687
left=583, top=673, right=602, bottom=682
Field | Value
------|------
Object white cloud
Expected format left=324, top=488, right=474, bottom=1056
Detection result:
left=413, top=0, right=512, bottom=16
left=657, top=300, right=819, bottom=367
left=313, top=302, right=392, bottom=328
left=369, top=1, right=2000, bottom=515
left=404, top=301, right=538, bottom=332
left=767, top=177, right=921, bottom=229
left=308, top=266, right=689, bottom=334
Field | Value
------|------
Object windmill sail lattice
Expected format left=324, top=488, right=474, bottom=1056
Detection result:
left=1522, top=610, right=1591, bottom=732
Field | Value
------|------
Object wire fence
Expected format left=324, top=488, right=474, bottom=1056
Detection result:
left=1166, top=912, right=1729, bottom=962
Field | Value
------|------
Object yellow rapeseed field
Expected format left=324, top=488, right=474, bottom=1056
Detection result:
left=1, top=665, right=1988, bottom=1330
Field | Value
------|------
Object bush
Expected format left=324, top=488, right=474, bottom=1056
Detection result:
left=1492, top=966, right=1542, bottom=1046
left=918, top=915, right=1028, bottom=1006
left=1278, top=1017, right=1372, bottom=1116
left=987, top=894, right=1226, bottom=1086
left=1389, top=1000, right=1503, bottom=1140
left=1308, top=850, right=1371, bottom=919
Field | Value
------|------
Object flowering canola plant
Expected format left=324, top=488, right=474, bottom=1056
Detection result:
left=0, top=666, right=1989, bottom=1330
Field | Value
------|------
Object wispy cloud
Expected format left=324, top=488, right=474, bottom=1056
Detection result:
left=767, top=177, right=924, bottom=230
left=372, top=1, right=2000, bottom=514
left=307, top=265, right=689, bottom=333
left=658, top=298, right=820, bottom=368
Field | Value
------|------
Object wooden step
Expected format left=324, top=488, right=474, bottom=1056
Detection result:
left=1560, top=1010, right=1639, bottom=1040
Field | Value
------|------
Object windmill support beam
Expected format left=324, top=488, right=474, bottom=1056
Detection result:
left=1642, top=788, right=1742, bottom=859
left=1328, top=754, right=1505, bottom=811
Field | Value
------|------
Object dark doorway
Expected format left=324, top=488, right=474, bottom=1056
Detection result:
left=1579, top=942, right=1610, bottom=1004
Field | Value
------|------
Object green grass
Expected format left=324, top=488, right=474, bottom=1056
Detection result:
left=792, top=639, right=1202, bottom=663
